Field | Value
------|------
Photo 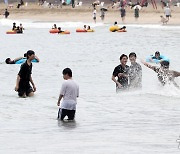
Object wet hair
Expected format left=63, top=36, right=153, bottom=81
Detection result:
left=155, top=51, right=160, bottom=55
left=122, top=26, right=126, bottom=29
left=160, top=60, right=169, bottom=68
left=114, top=21, right=117, bottom=25
left=62, top=68, right=72, bottom=77
left=129, top=52, right=136, bottom=58
left=120, top=54, right=128, bottom=60
left=26, top=50, right=35, bottom=59
left=5, top=58, right=11, bottom=64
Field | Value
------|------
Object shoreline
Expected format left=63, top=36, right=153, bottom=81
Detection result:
left=0, top=3, right=180, bottom=25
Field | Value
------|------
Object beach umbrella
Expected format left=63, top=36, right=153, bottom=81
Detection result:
left=133, top=5, right=142, bottom=10
left=100, top=7, right=108, bottom=11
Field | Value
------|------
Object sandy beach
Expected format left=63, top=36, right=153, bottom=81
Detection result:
left=0, top=2, right=180, bottom=25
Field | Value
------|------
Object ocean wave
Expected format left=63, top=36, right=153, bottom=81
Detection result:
left=0, top=19, right=104, bottom=28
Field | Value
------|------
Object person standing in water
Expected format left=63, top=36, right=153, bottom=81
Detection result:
left=93, top=8, right=97, bottom=23
left=141, top=60, right=180, bottom=88
left=134, top=6, right=139, bottom=21
left=112, top=54, right=129, bottom=92
left=120, top=7, right=126, bottom=22
left=4, top=9, right=9, bottom=18
left=57, top=68, right=79, bottom=121
left=128, top=52, right=142, bottom=89
left=15, top=50, right=36, bottom=97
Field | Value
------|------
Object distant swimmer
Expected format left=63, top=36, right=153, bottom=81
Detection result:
left=52, top=24, right=57, bottom=29
left=5, top=57, right=24, bottom=64
left=12, top=22, right=16, bottom=31
left=5, top=53, right=39, bottom=64
left=146, top=51, right=169, bottom=64
left=83, top=25, right=87, bottom=30
left=58, top=27, right=64, bottom=34
left=151, top=51, right=163, bottom=61
left=19, top=23, right=25, bottom=32
left=128, top=52, right=142, bottom=89
left=87, top=26, right=91, bottom=30
left=141, top=60, right=180, bottom=88
left=57, top=68, right=79, bottom=121
left=112, top=54, right=129, bottom=92
left=15, top=50, right=36, bottom=97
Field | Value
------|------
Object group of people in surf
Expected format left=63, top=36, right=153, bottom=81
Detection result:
left=112, top=51, right=180, bottom=92
left=83, top=25, right=92, bottom=31
left=12, top=22, right=24, bottom=34
left=52, top=24, right=65, bottom=34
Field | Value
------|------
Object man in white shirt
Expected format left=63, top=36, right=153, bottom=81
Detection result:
left=164, top=6, right=171, bottom=20
left=57, top=68, right=79, bottom=121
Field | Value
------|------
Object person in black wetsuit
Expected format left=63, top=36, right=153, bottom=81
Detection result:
left=15, top=50, right=36, bottom=97
left=112, top=54, right=129, bottom=92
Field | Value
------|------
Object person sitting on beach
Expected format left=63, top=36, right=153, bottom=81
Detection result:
left=12, top=22, right=17, bottom=31
left=58, top=27, right=64, bottom=34
left=52, top=24, right=57, bottom=29
left=160, top=15, right=168, bottom=25
left=5, top=57, right=24, bottom=64
left=17, top=0, right=24, bottom=8
left=141, top=60, right=180, bottom=88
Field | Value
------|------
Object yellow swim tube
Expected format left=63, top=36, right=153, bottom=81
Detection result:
left=109, top=26, right=119, bottom=32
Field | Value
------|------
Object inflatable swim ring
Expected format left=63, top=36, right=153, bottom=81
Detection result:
left=59, top=31, right=70, bottom=34
left=15, top=58, right=38, bottom=64
left=76, top=29, right=87, bottom=32
left=146, top=55, right=169, bottom=64
left=109, top=26, right=119, bottom=32
left=49, top=29, right=59, bottom=33
left=117, top=29, right=127, bottom=32
left=86, top=29, right=95, bottom=32
left=6, top=30, right=17, bottom=34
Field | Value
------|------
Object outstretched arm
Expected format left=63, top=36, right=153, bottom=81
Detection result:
left=14, top=57, right=24, bottom=62
left=35, top=56, right=40, bottom=62
left=112, top=75, right=122, bottom=88
left=173, top=71, right=180, bottom=77
left=141, top=59, right=155, bottom=70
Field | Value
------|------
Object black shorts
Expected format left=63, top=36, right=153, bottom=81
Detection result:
left=166, top=15, right=170, bottom=18
left=18, top=82, right=33, bottom=97
left=93, top=17, right=96, bottom=20
left=58, top=108, right=76, bottom=120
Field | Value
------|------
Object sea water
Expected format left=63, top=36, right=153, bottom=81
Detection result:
left=0, top=19, right=180, bottom=154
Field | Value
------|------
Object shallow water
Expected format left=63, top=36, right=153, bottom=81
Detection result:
left=0, top=19, right=180, bottom=153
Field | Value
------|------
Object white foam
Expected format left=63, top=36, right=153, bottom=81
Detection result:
left=0, top=19, right=104, bottom=29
